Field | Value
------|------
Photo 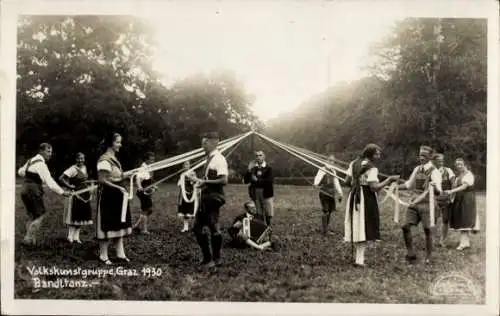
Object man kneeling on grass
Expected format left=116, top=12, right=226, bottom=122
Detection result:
left=227, top=201, right=273, bottom=251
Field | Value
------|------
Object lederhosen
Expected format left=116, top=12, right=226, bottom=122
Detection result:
left=413, top=165, right=437, bottom=211
left=194, top=154, right=226, bottom=233
left=436, top=167, right=453, bottom=222
left=405, top=165, right=438, bottom=228
left=178, top=173, right=195, bottom=216
left=20, top=158, right=46, bottom=220
left=96, top=154, right=132, bottom=240
left=318, top=168, right=337, bottom=213
left=65, top=166, right=93, bottom=225
left=137, top=164, right=153, bottom=214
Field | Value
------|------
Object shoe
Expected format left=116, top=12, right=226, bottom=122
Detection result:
left=181, top=227, right=189, bottom=233
left=352, top=263, right=365, bottom=268
left=116, top=256, right=130, bottom=263
left=206, top=261, right=216, bottom=268
left=141, top=231, right=151, bottom=235
left=199, top=259, right=211, bottom=266
left=405, top=254, right=417, bottom=263
left=99, top=257, right=113, bottom=265
left=74, top=239, right=82, bottom=244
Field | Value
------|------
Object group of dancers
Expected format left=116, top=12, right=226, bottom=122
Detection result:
left=17, top=133, right=478, bottom=268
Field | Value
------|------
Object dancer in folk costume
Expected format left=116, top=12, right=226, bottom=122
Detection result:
left=433, top=153, right=455, bottom=247
left=313, top=154, right=344, bottom=235
left=18, top=143, right=70, bottom=245
left=96, top=133, right=133, bottom=265
left=177, top=160, right=197, bottom=233
left=133, top=151, right=157, bottom=234
left=244, top=150, right=275, bottom=225
left=344, top=144, right=400, bottom=267
left=59, top=152, right=93, bottom=243
left=192, top=132, right=229, bottom=268
left=398, top=145, right=442, bottom=264
left=445, top=158, right=479, bottom=250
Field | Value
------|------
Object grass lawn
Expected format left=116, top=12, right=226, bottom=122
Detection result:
left=13, top=183, right=486, bottom=303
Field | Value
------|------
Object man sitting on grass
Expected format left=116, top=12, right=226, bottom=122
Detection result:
left=227, top=201, right=273, bottom=251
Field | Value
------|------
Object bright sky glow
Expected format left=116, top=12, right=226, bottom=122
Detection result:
left=146, top=3, right=400, bottom=121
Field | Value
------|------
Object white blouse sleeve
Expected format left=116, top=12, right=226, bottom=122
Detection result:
left=63, top=166, right=78, bottom=178
left=463, top=172, right=475, bottom=186
left=97, top=160, right=112, bottom=172
left=366, top=167, right=379, bottom=183
left=313, top=169, right=325, bottom=186
left=214, top=155, right=229, bottom=176
left=346, top=162, right=353, bottom=177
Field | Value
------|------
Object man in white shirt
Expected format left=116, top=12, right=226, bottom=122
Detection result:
left=192, top=132, right=229, bottom=268
left=397, top=145, right=442, bottom=264
left=313, top=154, right=343, bottom=235
left=433, top=153, right=455, bottom=247
left=18, top=143, right=70, bottom=245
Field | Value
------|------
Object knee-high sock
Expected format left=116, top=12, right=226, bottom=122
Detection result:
left=196, top=233, right=211, bottom=262
left=321, top=214, right=328, bottom=233
left=403, top=227, right=415, bottom=256
left=460, top=231, right=470, bottom=247
left=266, top=216, right=272, bottom=226
left=68, top=226, right=75, bottom=242
left=133, top=215, right=144, bottom=228
left=441, top=224, right=449, bottom=242
left=355, top=243, right=366, bottom=265
left=28, top=216, right=45, bottom=243
left=115, top=237, right=126, bottom=258
left=424, top=228, right=432, bottom=258
left=74, top=227, right=81, bottom=241
left=99, top=240, right=110, bottom=260
left=211, top=233, right=222, bottom=261
left=142, top=216, right=148, bottom=232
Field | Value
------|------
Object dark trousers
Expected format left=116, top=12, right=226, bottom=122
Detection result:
left=193, top=198, right=223, bottom=262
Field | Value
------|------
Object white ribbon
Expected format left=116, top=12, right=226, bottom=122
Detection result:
left=121, top=192, right=129, bottom=223
left=242, top=216, right=251, bottom=239
left=429, top=184, right=435, bottom=227
left=394, top=184, right=400, bottom=223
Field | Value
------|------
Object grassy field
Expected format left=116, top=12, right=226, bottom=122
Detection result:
left=13, top=183, right=486, bottom=303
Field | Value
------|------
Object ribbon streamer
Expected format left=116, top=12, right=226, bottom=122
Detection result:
left=121, top=192, right=129, bottom=223
left=429, top=184, right=435, bottom=227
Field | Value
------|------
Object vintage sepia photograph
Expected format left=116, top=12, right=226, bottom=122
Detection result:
left=1, top=0, right=499, bottom=315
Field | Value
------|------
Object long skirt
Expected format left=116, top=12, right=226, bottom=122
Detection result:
left=64, top=190, right=93, bottom=226
left=96, top=184, right=132, bottom=240
left=344, top=185, right=380, bottom=243
left=21, top=182, right=46, bottom=220
left=177, top=190, right=195, bottom=217
left=450, top=190, right=478, bottom=231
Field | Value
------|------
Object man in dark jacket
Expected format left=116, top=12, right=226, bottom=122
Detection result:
left=244, top=150, right=274, bottom=225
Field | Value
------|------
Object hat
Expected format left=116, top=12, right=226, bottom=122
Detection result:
left=434, top=153, right=444, bottom=160
left=419, top=145, right=433, bottom=158
left=202, top=132, right=220, bottom=140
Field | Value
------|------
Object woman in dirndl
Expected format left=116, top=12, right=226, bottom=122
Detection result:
left=344, top=144, right=400, bottom=267
left=177, top=160, right=197, bottom=233
left=96, top=133, right=132, bottom=265
left=445, top=158, right=479, bottom=250
left=133, top=151, right=156, bottom=234
left=59, top=152, right=93, bottom=243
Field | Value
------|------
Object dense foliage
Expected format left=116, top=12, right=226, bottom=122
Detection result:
left=16, top=17, right=487, bottom=188
left=16, top=16, right=259, bottom=177
left=265, top=18, right=487, bottom=188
